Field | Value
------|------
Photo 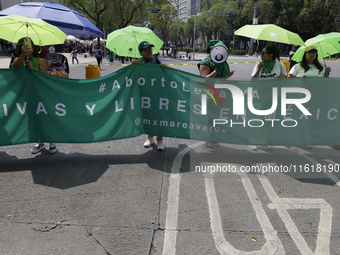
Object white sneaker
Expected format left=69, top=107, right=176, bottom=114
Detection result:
left=144, top=137, right=154, bottom=148
left=49, top=143, right=57, bottom=154
left=262, top=146, right=272, bottom=150
left=157, top=140, right=164, bottom=151
left=202, top=142, right=215, bottom=152
left=248, top=145, right=258, bottom=151
left=31, top=142, right=44, bottom=154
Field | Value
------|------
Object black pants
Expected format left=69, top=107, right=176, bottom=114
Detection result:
left=96, top=57, right=101, bottom=67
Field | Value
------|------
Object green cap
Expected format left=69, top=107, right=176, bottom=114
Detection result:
left=208, top=40, right=228, bottom=50
left=138, top=41, right=154, bottom=51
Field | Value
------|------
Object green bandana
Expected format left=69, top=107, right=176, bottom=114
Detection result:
left=138, top=57, right=155, bottom=64
left=263, top=60, right=276, bottom=74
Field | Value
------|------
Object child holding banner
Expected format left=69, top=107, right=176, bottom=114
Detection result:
left=132, top=41, right=166, bottom=151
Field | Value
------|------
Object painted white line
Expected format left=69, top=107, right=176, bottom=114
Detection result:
left=163, top=142, right=201, bottom=255
left=205, top=168, right=285, bottom=254
left=322, top=159, right=340, bottom=188
left=268, top=198, right=332, bottom=255
left=288, top=148, right=340, bottom=188
left=257, top=174, right=314, bottom=255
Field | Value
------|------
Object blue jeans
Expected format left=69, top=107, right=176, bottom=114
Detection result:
left=72, top=56, right=79, bottom=64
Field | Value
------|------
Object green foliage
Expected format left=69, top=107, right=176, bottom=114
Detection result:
left=62, top=0, right=160, bottom=37
left=62, top=0, right=340, bottom=44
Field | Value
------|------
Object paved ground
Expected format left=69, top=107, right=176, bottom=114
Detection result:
left=1, top=52, right=340, bottom=255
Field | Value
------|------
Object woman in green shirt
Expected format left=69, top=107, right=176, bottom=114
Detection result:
left=12, top=37, right=47, bottom=72
left=12, top=37, right=57, bottom=155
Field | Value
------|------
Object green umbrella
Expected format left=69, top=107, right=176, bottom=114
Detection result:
left=235, top=24, right=305, bottom=46
left=106, top=25, right=164, bottom=58
left=0, top=14, right=66, bottom=46
left=291, top=32, right=340, bottom=64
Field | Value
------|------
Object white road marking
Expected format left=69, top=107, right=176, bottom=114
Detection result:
left=257, top=174, right=313, bottom=255
left=288, top=147, right=340, bottom=188
left=321, top=159, right=340, bottom=188
left=205, top=167, right=284, bottom=254
left=163, top=145, right=335, bottom=255
left=162, top=143, right=201, bottom=255
left=268, top=198, right=332, bottom=255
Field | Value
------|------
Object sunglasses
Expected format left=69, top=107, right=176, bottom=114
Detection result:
left=306, top=50, right=317, bottom=54
left=143, top=48, right=152, bottom=53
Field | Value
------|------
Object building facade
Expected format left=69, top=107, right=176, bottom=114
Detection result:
left=0, top=0, right=58, bottom=11
left=177, top=0, right=202, bottom=21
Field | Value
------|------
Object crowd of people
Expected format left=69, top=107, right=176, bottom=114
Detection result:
left=4, top=36, right=333, bottom=154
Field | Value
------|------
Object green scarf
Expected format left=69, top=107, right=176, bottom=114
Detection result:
left=138, top=57, right=155, bottom=64
left=263, top=60, right=276, bottom=74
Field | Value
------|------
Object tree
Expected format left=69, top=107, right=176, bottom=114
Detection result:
left=148, top=3, right=177, bottom=42
left=62, top=0, right=150, bottom=36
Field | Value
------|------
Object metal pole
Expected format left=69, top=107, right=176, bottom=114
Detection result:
left=249, top=1, right=257, bottom=56
left=176, top=0, right=179, bottom=49
left=233, top=29, right=235, bottom=51
left=193, top=10, right=197, bottom=60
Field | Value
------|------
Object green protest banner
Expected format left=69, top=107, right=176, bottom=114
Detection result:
left=0, top=65, right=340, bottom=146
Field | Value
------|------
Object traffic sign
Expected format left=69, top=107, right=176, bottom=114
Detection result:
left=150, top=8, right=160, bottom=13
left=228, top=12, right=239, bottom=17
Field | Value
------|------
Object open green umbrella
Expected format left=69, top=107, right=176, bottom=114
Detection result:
left=106, top=25, right=163, bottom=58
left=235, top=24, right=305, bottom=46
left=291, top=32, right=340, bottom=64
left=0, top=14, right=66, bottom=46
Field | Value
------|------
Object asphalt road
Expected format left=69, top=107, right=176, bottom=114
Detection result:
left=1, top=53, right=340, bottom=255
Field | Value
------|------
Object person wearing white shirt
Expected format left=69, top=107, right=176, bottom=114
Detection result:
left=287, top=45, right=331, bottom=149
left=251, top=44, right=287, bottom=80
left=288, top=45, right=331, bottom=78
left=49, top=45, right=55, bottom=54
left=249, top=44, right=287, bottom=151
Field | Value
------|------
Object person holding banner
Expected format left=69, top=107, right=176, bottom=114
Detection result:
left=12, top=37, right=57, bottom=154
left=251, top=44, right=287, bottom=80
left=249, top=44, right=287, bottom=151
left=288, top=45, right=331, bottom=78
left=287, top=45, right=331, bottom=149
left=198, top=40, right=234, bottom=152
left=132, top=41, right=166, bottom=151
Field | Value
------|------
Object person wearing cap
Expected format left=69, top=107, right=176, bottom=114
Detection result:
left=198, top=40, right=234, bottom=152
left=288, top=45, right=331, bottom=78
left=133, top=41, right=166, bottom=151
left=198, top=40, right=234, bottom=79
left=287, top=45, right=331, bottom=149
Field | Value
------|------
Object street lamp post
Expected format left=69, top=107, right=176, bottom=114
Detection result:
left=249, top=0, right=258, bottom=56
left=176, top=0, right=179, bottom=49
left=193, top=9, right=197, bottom=60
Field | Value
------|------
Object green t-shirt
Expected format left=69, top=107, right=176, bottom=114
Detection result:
left=11, top=56, right=39, bottom=71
